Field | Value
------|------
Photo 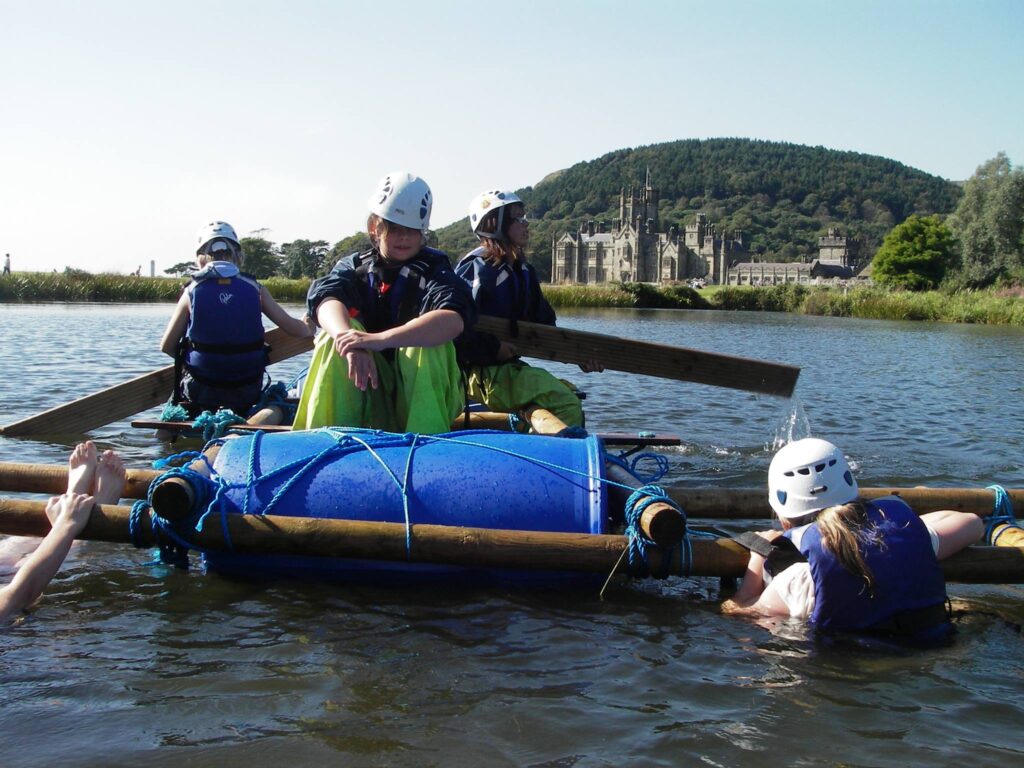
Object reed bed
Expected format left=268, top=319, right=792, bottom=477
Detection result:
left=2, top=272, right=1021, bottom=326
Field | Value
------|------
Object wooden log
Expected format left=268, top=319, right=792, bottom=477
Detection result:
left=605, top=461, right=687, bottom=547
left=0, top=328, right=313, bottom=437
left=474, top=315, right=800, bottom=397
left=0, top=461, right=158, bottom=499
left=664, top=486, right=1024, bottom=519
left=1, top=498, right=1020, bottom=583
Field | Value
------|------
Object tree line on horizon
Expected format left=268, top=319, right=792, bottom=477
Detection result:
left=162, top=139, right=1022, bottom=292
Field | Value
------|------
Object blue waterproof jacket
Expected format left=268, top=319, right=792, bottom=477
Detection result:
left=786, top=497, right=948, bottom=633
left=183, top=262, right=267, bottom=387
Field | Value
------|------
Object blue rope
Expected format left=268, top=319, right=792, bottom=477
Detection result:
left=160, top=402, right=190, bottom=422
left=985, top=484, right=1019, bottom=545
left=623, top=484, right=685, bottom=578
left=507, top=412, right=527, bottom=433
left=192, top=408, right=246, bottom=441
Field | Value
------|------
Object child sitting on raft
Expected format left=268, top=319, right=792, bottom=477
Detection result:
left=722, top=438, right=984, bottom=641
left=293, top=172, right=475, bottom=433
left=160, top=221, right=312, bottom=419
left=0, top=442, right=126, bottom=624
left=456, top=190, right=602, bottom=429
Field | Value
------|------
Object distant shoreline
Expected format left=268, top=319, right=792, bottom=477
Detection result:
left=1, top=272, right=1021, bottom=326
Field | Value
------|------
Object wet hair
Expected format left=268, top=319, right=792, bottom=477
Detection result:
left=476, top=203, right=524, bottom=266
left=815, top=500, right=878, bottom=596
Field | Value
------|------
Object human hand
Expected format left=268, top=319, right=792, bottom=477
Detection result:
left=346, top=350, right=379, bottom=390
left=578, top=358, right=604, bottom=373
left=44, top=492, right=94, bottom=535
left=497, top=341, right=518, bottom=361
left=334, top=328, right=389, bottom=356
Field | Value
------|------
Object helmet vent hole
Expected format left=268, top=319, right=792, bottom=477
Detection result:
left=776, top=490, right=787, bottom=507
left=797, top=467, right=810, bottom=475
left=814, top=463, right=826, bottom=472
left=783, top=470, right=794, bottom=477
left=844, top=470, right=854, bottom=486
left=828, top=459, right=837, bottom=466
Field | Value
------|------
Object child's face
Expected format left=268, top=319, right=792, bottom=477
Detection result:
left=376, top=221, right=423, bottom=262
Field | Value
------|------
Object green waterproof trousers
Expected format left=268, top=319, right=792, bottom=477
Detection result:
left=465, top=361, right=584, bottom=428
left=293, top=322, right=464, bottom=434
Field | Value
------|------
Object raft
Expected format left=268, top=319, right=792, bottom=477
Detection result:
left=162, top=428, right=625, bottom=584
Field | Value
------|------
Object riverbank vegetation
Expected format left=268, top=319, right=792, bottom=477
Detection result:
left=3, top=271, right=1021, bottom=326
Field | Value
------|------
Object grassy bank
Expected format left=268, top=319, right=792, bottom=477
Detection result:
left=0, top=272, right=311, bottom=303
left=3, top=272, right=1022, bottom=326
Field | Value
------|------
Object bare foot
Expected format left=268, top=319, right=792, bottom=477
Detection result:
left=68, top=441, right=98, bottom=494
left=94, top=450, right=126, bottom=505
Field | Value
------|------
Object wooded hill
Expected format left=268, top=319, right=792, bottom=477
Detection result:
left=432, top=138, right=962, bottom=281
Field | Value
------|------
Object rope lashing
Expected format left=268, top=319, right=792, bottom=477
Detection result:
left=160, top=402, right=190, bottom=422
left=127, top=464, right=217, bottom=568
left=623, top=484, right=687, bottom=579
left=605, top=450, right=669, bottom=484
left=985, top=484, right=1019, bottom=545
left=192, top=408, right=246, bottom=441
left=506, top=411, right=528, bottom=433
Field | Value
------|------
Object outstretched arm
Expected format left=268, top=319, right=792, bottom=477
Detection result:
left=261, top=286, right=314, bottom=338
left=0, top=493, right=92, bottom=624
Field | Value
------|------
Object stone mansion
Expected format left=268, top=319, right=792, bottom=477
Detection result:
left=549, top=175, right=860, bottom=286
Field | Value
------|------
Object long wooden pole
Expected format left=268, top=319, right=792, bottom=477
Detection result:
left=663, top=486, right=1024, bottom=519
left=2, top=462, right=1021, bottom=519
left=1, top=498, right=1020, bottom=583
left=474, top=316, right=800, bottom=397
left=0, top=328, right=314, bottom=437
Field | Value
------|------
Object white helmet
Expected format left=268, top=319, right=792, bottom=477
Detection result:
left=367, top=171, right=432, bottom=232
left=468, top=189, right=522, bottom=238
left=767, top=438, right=858, bottom=519
left=196, top=221, right=240, bottom=253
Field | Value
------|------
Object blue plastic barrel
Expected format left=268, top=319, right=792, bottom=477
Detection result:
left=202, top=428, right=607, bottom=583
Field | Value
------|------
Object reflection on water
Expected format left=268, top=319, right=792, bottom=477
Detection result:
left=1, top=303, right=1023, bottom=766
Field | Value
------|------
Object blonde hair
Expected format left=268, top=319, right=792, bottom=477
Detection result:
left=197, top=243, right=243, bottom=268
left=815, top=500, right=877, bottom=595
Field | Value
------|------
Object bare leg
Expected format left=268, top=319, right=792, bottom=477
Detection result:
left=921, top=510, right=984, bottom=560
left=94, top=450, right=127, bottom=505
left=67, top=441, right=98, bottom=494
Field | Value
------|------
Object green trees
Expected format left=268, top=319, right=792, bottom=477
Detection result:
left=239, top=237, right=282, bottom=279
left=281, top=239, right=330, bottom=279
left=946, top=153, right=1024, bottom=287
left=872, top=215, right=956, bottom=290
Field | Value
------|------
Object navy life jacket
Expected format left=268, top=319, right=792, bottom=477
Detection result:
left=787, top=497, right=948, bottom=635
left=180, top=262, right=267, bottom=390
left=455, top=248, right=551, bottom=323
left=351, top=250, right=437, bottom=332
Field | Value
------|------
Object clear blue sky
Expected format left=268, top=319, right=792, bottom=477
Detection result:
left=1, top=0, right=1021, bottom=275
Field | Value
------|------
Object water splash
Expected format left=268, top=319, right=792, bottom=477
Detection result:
left=768, top=395, right=812, bottom=451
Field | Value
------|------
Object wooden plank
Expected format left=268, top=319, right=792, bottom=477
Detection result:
left=474, top=315, right=800, bottom=397
left=129, top=419, right=682, bottom=447
left=0, top=328, right=313, bottom=437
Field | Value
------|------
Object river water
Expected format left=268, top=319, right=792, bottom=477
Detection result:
left=1, top=303, right=1022, bottom=767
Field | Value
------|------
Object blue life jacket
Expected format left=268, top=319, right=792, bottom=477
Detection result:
left=787, top=497, right=948, bottom=635
left=182, top=262, right=267, bottom=388
left=455, top=248, right=556, bottom=324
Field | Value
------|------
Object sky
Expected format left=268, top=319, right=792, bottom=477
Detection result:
left=1, top=0, right=1022, bottom=275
